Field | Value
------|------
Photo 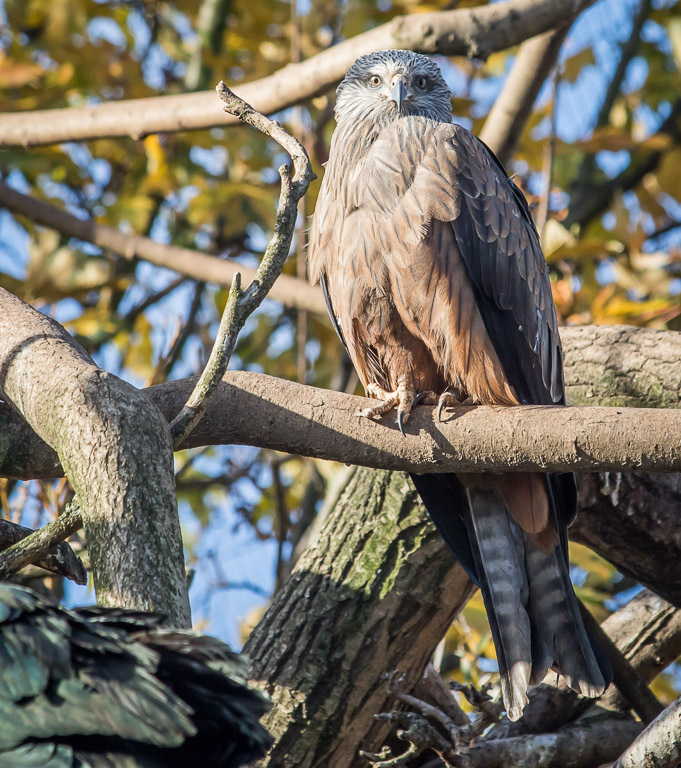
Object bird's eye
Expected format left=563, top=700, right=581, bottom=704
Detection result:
left=415, top=75, right=428, bottom=90
left=369, top=75, right=381, bottom=88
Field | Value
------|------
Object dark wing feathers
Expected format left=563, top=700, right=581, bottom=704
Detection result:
left=0, top=584, right=271, bottom=768
left=446, top=127, right=564, bottom=406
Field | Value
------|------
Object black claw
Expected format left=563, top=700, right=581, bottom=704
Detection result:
left=437, top=399, right=445, bottom=422
left=397, top=410, right=406, bottom=437
left=413, top=391, right=428, bottom=407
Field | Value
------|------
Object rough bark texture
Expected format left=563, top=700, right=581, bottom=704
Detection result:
left=0, top=289, right=190, bottom=627
left=574, top=473, right=681, bottom=606
left=465, top=716, right=643, bottom=768
left=244, top=467, right=474, bottom=768
left=0, top=0, right=595, bottom=147
left=562, top=325, right=681, bottom=408
left=613, top=696, right=681, bottom=768
left=3, top=325, right=680, bottom=482
left=245, top=461, right=681, bottom=767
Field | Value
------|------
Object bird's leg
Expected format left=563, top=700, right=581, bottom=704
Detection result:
left=358, top=383, right=437, bottom=435
left=436, top=388, right=472, bottom=421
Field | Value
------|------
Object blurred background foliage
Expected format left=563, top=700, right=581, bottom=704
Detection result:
left=1, top=0, right=680, bottom=706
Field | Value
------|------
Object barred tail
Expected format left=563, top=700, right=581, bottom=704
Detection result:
left=465, top=484, right=607, bottom=721
left=410, top=472, right=610, bottom=722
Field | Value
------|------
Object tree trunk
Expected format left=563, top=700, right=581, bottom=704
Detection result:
left=0, top=289, right=190, bottom=627
left=244, top=467, right=473, bottom=768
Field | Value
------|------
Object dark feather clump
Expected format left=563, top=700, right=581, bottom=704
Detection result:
left=0, top=583, right=272, bottom=768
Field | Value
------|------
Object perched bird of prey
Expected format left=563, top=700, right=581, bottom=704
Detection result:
left=308, top=49, right=611, bottom=721
left=0, top=583, right=272, bottom=767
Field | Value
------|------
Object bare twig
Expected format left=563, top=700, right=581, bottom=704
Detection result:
left=571, top=0, right=653, bottom=197
left=149, top=280, right=205, bottom=385
left=170, top=84, right=315, bottom=450
left=0, top=499, right=83, bottom=582
left=170, top=274, right=242, bottom=447
left=0, top=517, right=86, bottom=584
left=361, top=711, right=457, bottom=767
left=565, top=98, right=681, bottom=229
left=386, top=672, right=464, bottom=745
left=535, top=66, right=560, bottom=238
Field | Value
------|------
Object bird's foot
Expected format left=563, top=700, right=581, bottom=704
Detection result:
left=358, top=384, right=437, bottom=435
left=436, top=389, right=472, bottom=421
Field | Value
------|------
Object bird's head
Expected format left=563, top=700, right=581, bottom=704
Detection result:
left=335, top=50, right=452, bottom=126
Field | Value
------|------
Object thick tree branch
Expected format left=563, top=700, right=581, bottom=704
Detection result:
left=0, top=0, right=596, bottom=147
left=0, top=288, right=190, bottom=627
left=462, top=716, right=643, bottom=768
left=479, top=27, right=569, bottom=166
left=0, top=180, right=327, bottom=316
left=8, top=371, right=681, bottom=478
left=613, top=696, right=681, bottom=768
left=1, top=325, right=680, bottom=482
left=574, top=472, right=681, bottom=607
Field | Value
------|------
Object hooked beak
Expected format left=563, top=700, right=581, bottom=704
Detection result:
left=390, top=78, right=407, bottom=114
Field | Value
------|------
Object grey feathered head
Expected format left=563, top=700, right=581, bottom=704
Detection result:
left=335, top=50, right=452, bottom=126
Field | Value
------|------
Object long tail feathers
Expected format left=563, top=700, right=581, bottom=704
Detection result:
left=411, top=472, right=610, bottom=722
left=464, top=483, right=608, bottom=720
left=465, top=485, right=532, bottom=721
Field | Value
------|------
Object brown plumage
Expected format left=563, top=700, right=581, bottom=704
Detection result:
left=308, top=50, right=610, bottom=720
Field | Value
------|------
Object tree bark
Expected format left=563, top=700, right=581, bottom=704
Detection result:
left=464, top=716, right=643, bottom=768
left=244, top=467, right=474, bottom=768
left=4, top=359, right=681, bottom=480
left=0, top=289, right=190, bottom=627
left=613, top=696, right=681, bottom=768
left=245, top=462, right=681, bottom=766
left=574, top=473, right=681, bottom=606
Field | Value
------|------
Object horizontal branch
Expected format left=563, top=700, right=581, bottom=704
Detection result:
left=150, top=372, right=681, bottom=474
left=0, top=180, right=327, bottom=315
left=4, top=364, right=681, bottom=479
left=464, top=716, right=643, bottom=768
left=0, top=0, right=595, bottom=147
left=1, top=325, right=679, bottom=480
